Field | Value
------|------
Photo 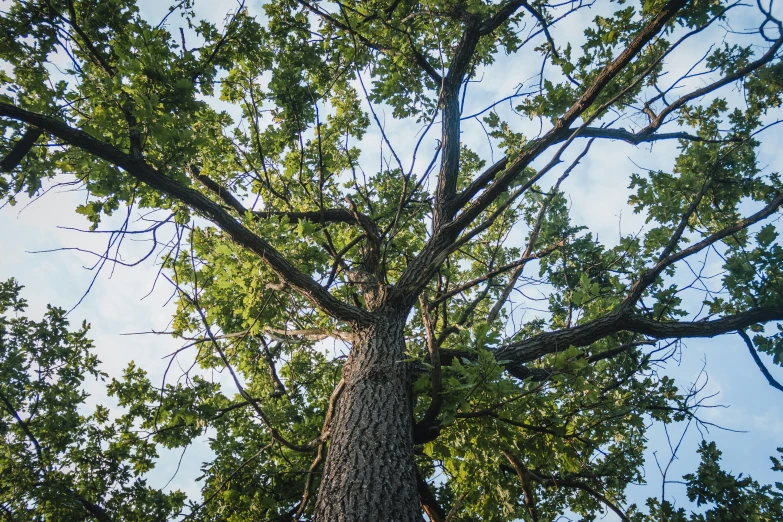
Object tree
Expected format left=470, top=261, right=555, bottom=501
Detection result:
left=0, top=279, right=187, bottom=520
left=1, top=0, right=783, bottom=519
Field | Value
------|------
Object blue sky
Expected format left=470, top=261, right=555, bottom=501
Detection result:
left=1, top=0, right=782, bottom=519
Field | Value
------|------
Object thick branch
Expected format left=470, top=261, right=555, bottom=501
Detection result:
left=0, top=102, right=371, bottom=324
left=409, top=39, right=443, bottom=83
left=440, top=341, right=649, bottom=383
left=192, top=167, right=247, bottom=215
left=492, top=187, right=783, bottom=372
left=433, top=17, right=481, bottom=228
left=266, top=327, right=353, bottom=343
left=195, top=169, right=379, bottom=273
left=416, top=469, right=447, bottom=522
left=479, top=1, right=526, bottom=35
left=0, top=127, right=42, bottom=172
left=737, top=329, right=783, bottom=394
left=255, top=208, right=361, bottom=225
left=496, top=307, right=783, bottom=367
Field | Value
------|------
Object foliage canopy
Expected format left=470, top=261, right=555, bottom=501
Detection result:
left=2, top=0, right=783, bottom=520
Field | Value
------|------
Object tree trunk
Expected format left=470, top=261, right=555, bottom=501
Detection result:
left=313, top=313, right=419, bottom=521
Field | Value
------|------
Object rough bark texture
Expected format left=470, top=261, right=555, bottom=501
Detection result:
left=313, top=314, right=418, bottom=521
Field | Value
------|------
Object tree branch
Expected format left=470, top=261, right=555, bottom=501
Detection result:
left=496, top=307, right=783, bottom=368
left=298, top=0, right=442, bottom=83
left=737, top=329, right=783, bottom=393
left=452, top=0, right=688, bottom=230
left=0, top=127, right=42, bottom=172
left=501, top=450, right=539, bottom=521
left=417, top=297, right=442, bottom=429
left=503, top=450, right=630, bottom=522
left=455, top=126, right=732, bottom=213
left=529, top=469, right=629, bottom=522
left=178, top=284, right=317, bottom=453
left=0, top=388, right=44, bottom=464
left=486, top=138, right=590, bottom=324
left=431, top=241, right=563, bottom=306
left=433, top=17, right=481, bottom=228
left=181, top=442, right=275, bottom=522
left=0, top=102, right=371, bottom=324
left=0, top=389, right=114, bottom=522
left=416, top=468, right=447, bottom=522
left=624, top=190, right=783, bottom=306
left=636, top=34, right=783, bottom=140
left=394, top=0, right=689, bottom=308
left=255, top=208, right=363, bottom=225
left=479, top=0, right=526, bottom=35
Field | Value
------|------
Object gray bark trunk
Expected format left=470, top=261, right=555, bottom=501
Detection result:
left=313, top=314, right=419, bottom=521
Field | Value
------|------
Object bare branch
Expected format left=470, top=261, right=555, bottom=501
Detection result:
left=433, top=17, right=482, bottom=228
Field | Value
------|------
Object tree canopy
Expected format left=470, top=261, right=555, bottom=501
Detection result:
left=1, top=0, right=783, bottom=520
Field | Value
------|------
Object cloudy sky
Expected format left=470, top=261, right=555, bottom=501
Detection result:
left=1, top=0, right=782, bottom=518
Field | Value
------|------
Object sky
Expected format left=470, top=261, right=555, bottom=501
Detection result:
left=1, top=0, right=782, bottom=519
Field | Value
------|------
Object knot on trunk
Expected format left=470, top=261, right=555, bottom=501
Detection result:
left=347, top=268, right=389, bottom=311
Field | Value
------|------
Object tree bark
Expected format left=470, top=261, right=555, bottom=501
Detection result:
left=313, top=313, right=419, bottom=521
